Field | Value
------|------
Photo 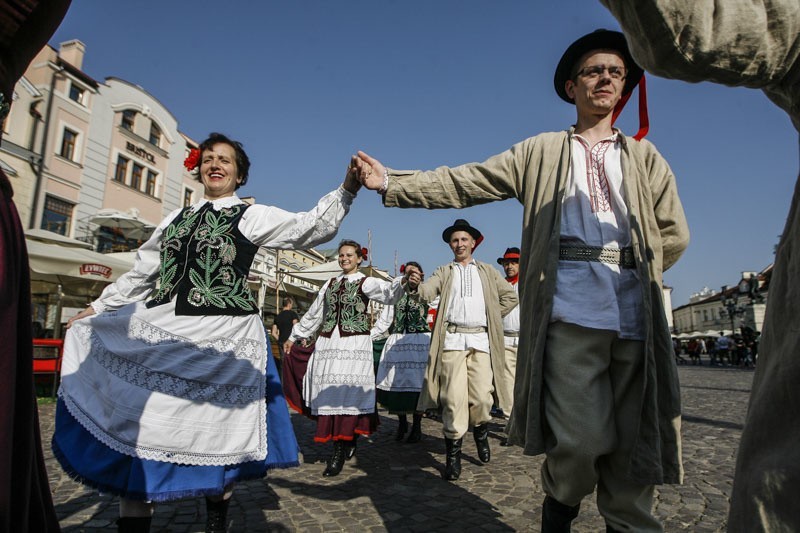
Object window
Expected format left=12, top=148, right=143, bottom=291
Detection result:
left=121, top=109, right=136, bottom=131
left=68, top=83, right=85, bottom=105
left=60, top=128, right=78, bottom=160
left=130, top=163, right=143, bottom=190
left=114, top=155, right=129, bottom=182
left=40, top=195, right=74, bottom=236
left=145, top=169, right=158, bottom=196
left=183, top=187, right=194, bottom=207
left=149, top=122, right=161, bottom=147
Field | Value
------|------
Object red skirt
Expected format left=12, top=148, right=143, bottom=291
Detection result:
left=282, top=343, right=314, bottom=417
left=313, top=413, right=379, bottom=443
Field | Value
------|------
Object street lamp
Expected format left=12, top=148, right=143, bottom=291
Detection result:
left=720, top=284, right=747, bottom=335
left=720, top=273, right=763, bottom=335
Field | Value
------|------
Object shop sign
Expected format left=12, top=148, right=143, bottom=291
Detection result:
left=80, top=263, right=113, bottom=278
left=125, top=141, right=156, bottom=163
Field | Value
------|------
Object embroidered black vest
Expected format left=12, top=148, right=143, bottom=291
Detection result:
left=389, top=293, right=430, bottom=335
left=147, top=202, right=259, bottom=316
left=319, top=276, right=370, bottom=338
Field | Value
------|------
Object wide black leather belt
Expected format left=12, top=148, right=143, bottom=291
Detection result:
left=558, top=244, right=635, bottom=269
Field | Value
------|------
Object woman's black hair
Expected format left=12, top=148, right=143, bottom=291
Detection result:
left=197, top=132, right=251, bottom=189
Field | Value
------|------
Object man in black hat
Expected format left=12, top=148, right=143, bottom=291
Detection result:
left=358, top=29, right=688, bottom=531
left=404, top=219, right=517, bottom=481
left=599, top=3, right=798, bottom=531
left=495, top=247, right=520, bottom=439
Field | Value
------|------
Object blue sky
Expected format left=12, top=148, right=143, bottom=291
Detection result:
left=50, top=1, right=798, bottom=306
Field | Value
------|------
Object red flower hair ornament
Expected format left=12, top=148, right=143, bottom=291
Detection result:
left=361, top=247, right=369, bottom=260
left=184, top=148, right=201, bottom=172
left=399, top=263, right=406, bottom=274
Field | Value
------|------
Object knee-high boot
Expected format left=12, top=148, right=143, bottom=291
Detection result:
left=323, top=440, right=346, bottom=477
left=116, top=517, right=152, bottom=533
left=406, top=413, right=423, bottom=443
left=541, top=496, right=580, bottom=533
left=205, top=497, right=230, bottom=533
left=443, top=437, right=462, bottom=480
left=473, top=422, right=491, bottom=463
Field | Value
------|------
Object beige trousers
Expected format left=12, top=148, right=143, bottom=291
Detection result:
left=499, top=343, right=517, bottom=414
left=438, top=348, right=494, bottom=439
left=541, top=322, right=662, bottom=532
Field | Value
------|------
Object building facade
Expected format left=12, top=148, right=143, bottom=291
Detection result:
left=672, top=267, right=771, bottom=336
left=3, top=39, right=339, bottom=327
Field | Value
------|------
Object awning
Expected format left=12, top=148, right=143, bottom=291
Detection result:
left=286, top=260, right=392, bottom=286
left=27, top=238, right=134, bottom=298
left=90, top=208, right=156, bottom=240
left=25, top=228, right=93, bottom=249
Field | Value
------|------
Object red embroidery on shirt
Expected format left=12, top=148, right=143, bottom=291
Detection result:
left=577, top=138, right=614, bottom=213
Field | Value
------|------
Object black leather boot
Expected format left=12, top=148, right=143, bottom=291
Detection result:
left=205, top=497, right=230, bottom=533
left=323, top=441, right=345, bottom=476
left=541, top=496, right=580, bottom=533
left=395, top=415, right=408, bottom=441
left=116, top=517, right=152, bottom=533
left=473, top=422, right=491, bottom=463
left=443, top=437, right=463, bottom=480
left=345, top=434, right=358, bottom=460
left=406, top=413, right=423, bottom=443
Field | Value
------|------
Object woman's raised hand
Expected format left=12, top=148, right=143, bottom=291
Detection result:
left=66, top=306, right=96, bottom=329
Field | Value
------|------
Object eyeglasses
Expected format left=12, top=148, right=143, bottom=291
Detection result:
left=575, top=65, right=626, bottom=81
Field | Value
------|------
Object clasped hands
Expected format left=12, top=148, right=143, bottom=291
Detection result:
left=342, top=151, right=387, bottom=193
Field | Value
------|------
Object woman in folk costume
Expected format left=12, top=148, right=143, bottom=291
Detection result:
left=284, top=240, right=408, bottom=477
left=370, top=261, right=431, bottom=443
left=54, top=132, right=361, bottom=533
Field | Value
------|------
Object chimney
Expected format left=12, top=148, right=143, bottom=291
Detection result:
left=58, top=40, right=86, bottom=69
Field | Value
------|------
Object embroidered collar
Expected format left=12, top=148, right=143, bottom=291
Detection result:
left=191, top=194, right=244, bottom=212
left=572, top=129, right=620, bottom=146
left=337, top=271, right=365, bottom=280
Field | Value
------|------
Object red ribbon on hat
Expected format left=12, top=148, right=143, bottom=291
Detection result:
left=612, top=73, right=649, bottom=141
left=473, top=235, right=484, bottom=251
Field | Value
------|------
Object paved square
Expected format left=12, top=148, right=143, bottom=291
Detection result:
left=43, top=366, right=752, bottom=531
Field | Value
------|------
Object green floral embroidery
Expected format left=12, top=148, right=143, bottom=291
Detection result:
left=320, top=278, right=370, bottom=336
left=152, top=204, right=256, bottom=312
left=391, top=293, right=430, bottom=334
left=185, top=206, right=254, bottom=310
left=152, top=207, right=203, bottom=303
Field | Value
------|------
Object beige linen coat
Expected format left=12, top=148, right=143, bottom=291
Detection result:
left=601, top=1, right=800, bottom=529
left=385, top=129, right=689, bottom=485
left=413, top=261, right=519, bottom=412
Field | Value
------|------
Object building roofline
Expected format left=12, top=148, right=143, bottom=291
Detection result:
left=103, top=76, right=179, bottom=124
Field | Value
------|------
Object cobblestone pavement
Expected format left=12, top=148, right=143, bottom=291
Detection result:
left=42, top=365, right=753, bottom=532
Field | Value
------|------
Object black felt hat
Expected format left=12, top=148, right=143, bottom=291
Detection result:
left=497, top=247, right=521, bottom=265
left=553, top=29, right=643, bottom=104
left=442, top=218, right=482, bottom=243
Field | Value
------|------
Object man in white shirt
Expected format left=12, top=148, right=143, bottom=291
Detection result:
left=358, top=30, right=688, bottom=531
left=405, top=219, right=518, bottom=481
